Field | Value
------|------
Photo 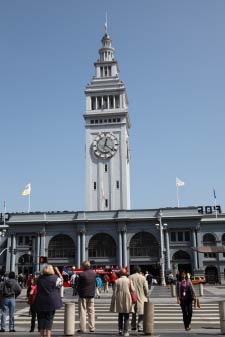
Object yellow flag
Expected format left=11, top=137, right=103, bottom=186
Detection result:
left=22, top=183, right=31, bottom=196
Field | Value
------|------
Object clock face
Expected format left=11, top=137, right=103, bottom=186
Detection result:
left=92, top=133, right=119, bottom=159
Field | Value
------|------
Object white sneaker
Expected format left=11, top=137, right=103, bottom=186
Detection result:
left=124, top=332, right=129, bottom=337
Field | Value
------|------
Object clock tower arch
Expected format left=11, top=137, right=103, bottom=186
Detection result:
left=84, top=32, right=131, bottom=211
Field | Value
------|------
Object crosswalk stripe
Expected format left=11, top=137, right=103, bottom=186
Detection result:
left=13, top=302, right=220, bottom=327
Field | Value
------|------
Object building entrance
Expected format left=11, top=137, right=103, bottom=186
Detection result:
left=130, top=264, right=160, bottom=279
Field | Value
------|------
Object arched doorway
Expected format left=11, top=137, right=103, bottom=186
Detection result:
left=88, top=233, right=116, bottom=266
left=18, top=253, right=33, bottom=277
left=130, top=232, right=159, bottom=276
left=172, top=250, right=192, bottom=275
left=48, top=234, right=75, bottom=267
left=205, top=266, right=218, bottom=284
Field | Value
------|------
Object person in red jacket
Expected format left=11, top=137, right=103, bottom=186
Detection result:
left=110, top=272, right=118, bottom=290
left=27, top=277, right=38, bottom=332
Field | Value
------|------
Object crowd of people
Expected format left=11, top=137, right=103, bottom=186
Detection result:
left=0, top=263, right=197, bottom=335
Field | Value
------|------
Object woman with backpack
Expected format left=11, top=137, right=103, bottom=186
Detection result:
left=177, top=270, right=197, bottom=331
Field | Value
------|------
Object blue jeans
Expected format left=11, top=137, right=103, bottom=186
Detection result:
left=1, top=297, right=15, bottom=330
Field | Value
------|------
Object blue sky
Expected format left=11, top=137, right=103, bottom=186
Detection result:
left=0, top=0, right=224, bottom=213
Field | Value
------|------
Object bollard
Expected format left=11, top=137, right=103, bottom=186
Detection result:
left=143, top=301, right=154, bottom=335
left=219, top=301, right=225, bottom=334
left=171, top=284, right=176, bottom=297
left=60, top=285, right=64, bottom=298
left=199, top=283, right=204, bottom=296
left=64, top=303, right=75, bottom=336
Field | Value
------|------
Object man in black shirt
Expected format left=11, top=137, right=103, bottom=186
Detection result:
left=77, top=261, right=96, bottom=333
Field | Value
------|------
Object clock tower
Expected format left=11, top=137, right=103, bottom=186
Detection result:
left=84, top=32, right=131, bottom=211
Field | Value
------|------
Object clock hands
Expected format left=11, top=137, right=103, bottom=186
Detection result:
left=104, top=137, right=113, bottom=151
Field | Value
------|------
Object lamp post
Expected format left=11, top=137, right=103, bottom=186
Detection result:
left=155, top=210, right=167, bottom=286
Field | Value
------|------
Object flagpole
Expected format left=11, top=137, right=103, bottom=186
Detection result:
left=214, top=189, right=217, bottom=219
left=28, top=193, right=31, bottom=213
left=3, top=201, right=6, bottom=226
left=176, top=186, right=180, bottom=207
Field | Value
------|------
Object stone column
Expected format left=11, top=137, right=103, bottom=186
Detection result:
left=6, top=235, right=11, bottom=272
left=11, top=233, right=16, bottom=272
left=165, top=229, right=171, bottom=271
left=81, top=228, right=86, bottom=263
left=122, top=226, right=127, bottom=268
left=40, top=230, right=46, bottom=257
left=77, top=232, right=81, bottom=268
left=36, top=233, right=40, bottom=271
left=192, top=228, right=198, bottom=271
left=118, top=230, right=123, bottom=268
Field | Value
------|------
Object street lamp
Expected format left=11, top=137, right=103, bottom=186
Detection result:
left=155, top=210, right=167, bottom=286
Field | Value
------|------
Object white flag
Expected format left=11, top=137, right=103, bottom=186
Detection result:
left=176, top=177, right=184, bottom=188
left=22, top=183, right=31, bottom=196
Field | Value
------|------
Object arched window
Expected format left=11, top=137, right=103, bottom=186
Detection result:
left=130, top=232, right=159, bottom=257
left=222, top=233, right=225, bottom=245
left=203, top=233, right=216, bottom=258
left=173, top=250, right=191, bottom=260
left=222, top=234, right=225, bottom=258
left=203, top=233, right=216, bottom=246
left=48, top=235, right=75, bottom=258
left=88, top=233, right=116, bottom=258
left=205, top=266, right=218, bottom=284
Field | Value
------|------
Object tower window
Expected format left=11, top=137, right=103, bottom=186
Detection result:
left=116, top=181, right=120, bottom=189
left=100, top=67, right=103, bottom=77
left=109, top=96, right=113, bottom=108
left=105, top=199, right=108, bottom=207
left=115, top=95, right=120, bottom=108
left=105, top=164, right=108, bottom=172
left=93, top=182, right=96, bottom=190
left=97, top=97, right=101, bottom=109
left=91, top=97, right=96, bottom=110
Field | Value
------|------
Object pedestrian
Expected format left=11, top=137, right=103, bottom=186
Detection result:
left=110, top=271, right=118, bottom=290
left=177, top=270, right=197, bottom=331
left=0, top=271, right=22, bottom=332
left=95, top=274, right=103, bottom=299
left=167, top=271, right=175, bottom=285
left=103, top=273, right=110, bottom=293
left=34, top=265, right=63, bottom=337
left=18, top=273, right=25, bottom=288
left=146, top=272, right=153, bottom=290
left=110, top=267, right=135, bottom=337
left=129, top=265, right=149, bottom=332
left=27, top=277, right=38, bottom=332
left=77, top=260, right=96, bottom=333
left=70, top=270, right=79, bottom=296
